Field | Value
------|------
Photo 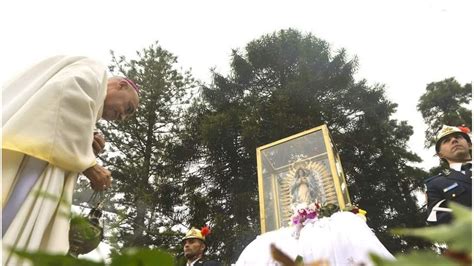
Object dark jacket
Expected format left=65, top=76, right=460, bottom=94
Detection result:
left=183, top=258, right=222, bottom=266
left=192, top=259, right=222, bottom=266
left=425, top=168, right=471, bottom=225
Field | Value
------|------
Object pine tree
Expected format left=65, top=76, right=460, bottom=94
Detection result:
left=417, top=77, right=472, bottom=148
left=181, top=29, right=429, bottom=263
left=97, top=41, right=197, bottom=253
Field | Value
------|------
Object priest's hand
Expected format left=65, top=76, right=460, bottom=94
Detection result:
left=92, top=132, right=106, bottom=155
left=83, top=164, right=112, bottom=191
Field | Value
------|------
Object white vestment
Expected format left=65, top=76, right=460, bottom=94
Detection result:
left=2, top=55, right=107, bottom=265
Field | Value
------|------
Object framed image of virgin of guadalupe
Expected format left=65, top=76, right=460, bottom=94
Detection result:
left=256, top=124, right=351, bottom=233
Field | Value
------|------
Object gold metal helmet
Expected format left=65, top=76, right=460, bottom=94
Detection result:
left=435, top=125, right=471, bottom=153
left=182, top=226, right=210, bottom=242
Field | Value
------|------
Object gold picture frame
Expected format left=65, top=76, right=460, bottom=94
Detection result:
left=256, top=124, right=351, bottom=233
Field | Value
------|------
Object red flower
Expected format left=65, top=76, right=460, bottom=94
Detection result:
left=458, top=125, right=471, bottom=134
left=351, top=207, right=359, bottom=214
left=201, top=225, right=211, bottom=237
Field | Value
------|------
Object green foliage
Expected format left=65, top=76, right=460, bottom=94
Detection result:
left=97, top=41, right=197, bottom=251
left=13, top=248, right=175, bottom=266
left=393, top=202, right=471, bottom=255
left=15, top=203, right=471, bottom=266
left=13, top=250, right=103, bottom=266
left=294, top=255, right=304, bottom=265
left=110, top=248, right=175, bottom=266
left=318, top=203, right=340, bottom=218
left=371, top=251, right=457, bottom=266
left=372, top=202, right=472, bottom=266
left=181, top=28, right=429, bottom=263
left=417, top=77, right=472, bottom=148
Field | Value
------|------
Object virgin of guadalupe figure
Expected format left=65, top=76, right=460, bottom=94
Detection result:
left=291, top=167, right=321, bottom=206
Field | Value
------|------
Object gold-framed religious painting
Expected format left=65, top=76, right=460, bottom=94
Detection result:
left=256, top=124, right=351, bottom=233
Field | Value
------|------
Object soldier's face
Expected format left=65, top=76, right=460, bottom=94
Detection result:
left=438, top=133, right=471, bottom=163
left=183, top=238, right=205, bottom=260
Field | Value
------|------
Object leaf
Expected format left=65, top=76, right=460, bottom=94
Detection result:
left=270, top=244, right=295, bottom=266
left=110, top=248, right=175, bottom=266
left=294, top=255, right=304, bottom=266
left=392, top=202, right=471, bottom=254
left=12, top=247, right=175, bottom=266
left=371, top=251, right=458, bottom=266
left=12, top=250, right=104, bottom=266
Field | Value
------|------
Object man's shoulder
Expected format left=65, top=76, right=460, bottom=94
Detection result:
left=425, top=169, right=452, bottom=184
left=204, top=261, right=222, bottom=266
left=195, top=259, right=222, bottom=266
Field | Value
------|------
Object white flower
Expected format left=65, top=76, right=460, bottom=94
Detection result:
left=294, top=203, right=307, bottom=211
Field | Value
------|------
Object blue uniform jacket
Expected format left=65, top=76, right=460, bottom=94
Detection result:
left=425, top=168, right=471, bottom=224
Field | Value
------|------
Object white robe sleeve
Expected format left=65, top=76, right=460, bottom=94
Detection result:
left=2, top=55, right=107, bottom=173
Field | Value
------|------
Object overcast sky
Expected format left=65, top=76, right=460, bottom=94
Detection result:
left=1, top=0, right=472, bottom=170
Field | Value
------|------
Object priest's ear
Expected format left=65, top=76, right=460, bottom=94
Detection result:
left=118, top=80, right=130, bottom=90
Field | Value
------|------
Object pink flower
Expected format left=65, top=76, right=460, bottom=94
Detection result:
left=292, top=216, right=300, bottom=225
left=306, top=211, right=317, bottom=219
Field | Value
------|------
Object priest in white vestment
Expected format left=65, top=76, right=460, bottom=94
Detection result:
left=2, top=55, right=140, bottom=265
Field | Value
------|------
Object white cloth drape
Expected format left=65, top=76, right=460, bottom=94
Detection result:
left=235, top=212, right=395, bottom=266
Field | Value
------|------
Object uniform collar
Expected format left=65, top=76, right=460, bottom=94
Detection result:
left=187, top=257, right=201, bottom=266
left=450, top=161, right=472, bottom=172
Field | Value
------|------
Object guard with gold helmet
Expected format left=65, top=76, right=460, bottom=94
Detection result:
left=182, top=226, right=221, bottom=266
left=425, top=125, right=472, bottom=225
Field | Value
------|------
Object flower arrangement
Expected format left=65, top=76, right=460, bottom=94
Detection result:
left=290, top=201, right=367, bottom=239
left=290, top=202, right=321, bottom=239
left=291, top=202, right=321, bottom=226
